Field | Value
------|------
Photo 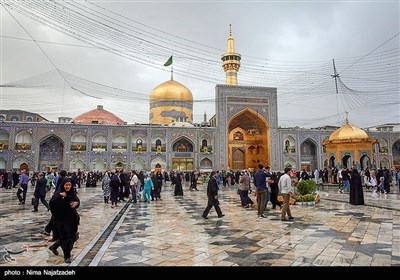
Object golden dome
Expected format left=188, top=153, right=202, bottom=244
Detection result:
left=73, top=105, right=125, bottom=125
left=150, top=80, right=193, bottom=102
left=328, top=123, right=369, bottom=142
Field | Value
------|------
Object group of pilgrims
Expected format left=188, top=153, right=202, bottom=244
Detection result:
left=100, top=170, right=204, bottom=206
left=2, top=165, right=399, bottom=264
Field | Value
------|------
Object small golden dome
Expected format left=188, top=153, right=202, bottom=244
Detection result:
left=150, top=80, right=193, bottom=103
left=328, top=123, right=369, bottom=142
left=73, top=105, right=125, bottom=125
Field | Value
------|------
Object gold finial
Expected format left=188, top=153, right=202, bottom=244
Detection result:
left=221, top=24, right=241, bottom=85
left=345, top=111, right=349, bottom=124
left=227, top=25, right=235, bottom=53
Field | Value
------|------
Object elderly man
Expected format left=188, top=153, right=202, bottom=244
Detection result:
left=278, top=167, right=295, bottom=221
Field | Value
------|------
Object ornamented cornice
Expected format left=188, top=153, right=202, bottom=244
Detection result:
left=171, top=131, right=196, bottom=142
left=0, top=126, right=11, bottom=132
left=132, top=130, right=148, bottom=136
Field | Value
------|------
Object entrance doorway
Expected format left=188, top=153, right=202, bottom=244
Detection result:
left=172, top=137, right=194, bottom=171
left=300, top=139, right=317, bottom=170
left=360, top=155, right=371, bottom=170
left=342, top=155, right=351, bottom=168
left=39, top=135, right=64, bottom=171
left=172, top=159, right=193, bottom=171
left=232, top=148, right=245, bottom=170
left=329, top=156, right=335, bottom=167
left=228, top=109, right=269, bottom=171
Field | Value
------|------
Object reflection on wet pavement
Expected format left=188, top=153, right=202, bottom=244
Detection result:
left=1, top=183, right=399, bottom=266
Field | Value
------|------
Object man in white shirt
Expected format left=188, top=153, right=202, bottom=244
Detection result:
left=130, top=171, right=139, bottom=203
left=278, top=167, right=294, bottom=221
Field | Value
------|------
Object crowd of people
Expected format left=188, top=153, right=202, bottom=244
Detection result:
left=1, top=165, right=400, bottom=264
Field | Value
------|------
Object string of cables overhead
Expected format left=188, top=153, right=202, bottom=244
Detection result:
left=0, top=1, right=399, bottom=128
left=1, top=65, right=397, bottom=129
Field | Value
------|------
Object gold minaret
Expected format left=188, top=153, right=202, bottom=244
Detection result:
left=221, top=24, right=241, bottom=85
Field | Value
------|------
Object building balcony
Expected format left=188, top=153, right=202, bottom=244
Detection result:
left=200, top=146, right=213, bottom=154
left=70, top=143, right=86, bottom=151
left=15, top=143, right=31, bottom=151
left=285, top=146, right=296, bottom=153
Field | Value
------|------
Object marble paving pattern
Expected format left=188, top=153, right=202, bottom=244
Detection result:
left=0, top=182, right=399, bottom=266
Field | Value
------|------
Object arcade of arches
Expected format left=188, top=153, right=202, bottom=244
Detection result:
left=228, top=110, right=270, bottom=171
left=1, top=124, right=399, bottom=172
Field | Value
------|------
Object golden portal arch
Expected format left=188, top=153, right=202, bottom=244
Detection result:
left=227, top=108, right=270, bottom=171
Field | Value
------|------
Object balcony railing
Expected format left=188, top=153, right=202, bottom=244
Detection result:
left=70, top=143, right=86, bottom=151
left=133, top=146, right=147, bottom=152
left=0, top=142, right=9, bottom=151
left=200, top=146, right=213, bottom=154
left=379, top=147, right=388, bottom=153
left=92, top=143, right=107, bottom=153
left=112, top=144, right=128, bottom=149
left=285, top=146, right=296, bottom=153
left=151, top=145, right=166, bottom=152
left=15, top=143, right=31, bottom=151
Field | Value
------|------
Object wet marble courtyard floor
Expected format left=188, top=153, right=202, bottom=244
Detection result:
left=0, top=183, right=399, bottom=267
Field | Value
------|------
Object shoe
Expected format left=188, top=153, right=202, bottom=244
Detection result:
left=32, top=209, right=38, bottom=212
left=288, top=216, right=294, bottom=220
left=49, top=246, right=59, bottom=256
left=281, top=218, right=288, bottom=221
left=202, top=215, right=209, bottom=219
left=64, top=258, right=71, bottom=264
left=259, top=214, right=267, bottom=218
left=218, top=214, right=225, bottom=218
left=41, top=231, right=50, bottom=236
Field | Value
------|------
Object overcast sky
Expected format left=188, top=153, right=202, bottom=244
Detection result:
left=1, top=0, right=399, bottom=128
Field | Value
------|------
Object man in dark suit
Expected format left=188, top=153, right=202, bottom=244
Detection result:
left=32, top=172, right=49, bottom=212
left=202, top=171, right=224, bottom=219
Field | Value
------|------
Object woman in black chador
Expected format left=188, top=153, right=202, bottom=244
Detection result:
left=48, top=178, right=80, bottom=263
left=269, top=173, right=282, bottom=210
left=349, top=168, right=364, bottom=205
left=173, top=172, right=184, bottom=196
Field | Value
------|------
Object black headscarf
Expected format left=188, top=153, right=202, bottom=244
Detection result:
left=50, top=178, right=79, bottom=216
left=60, top=178, right=75, bottom=195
